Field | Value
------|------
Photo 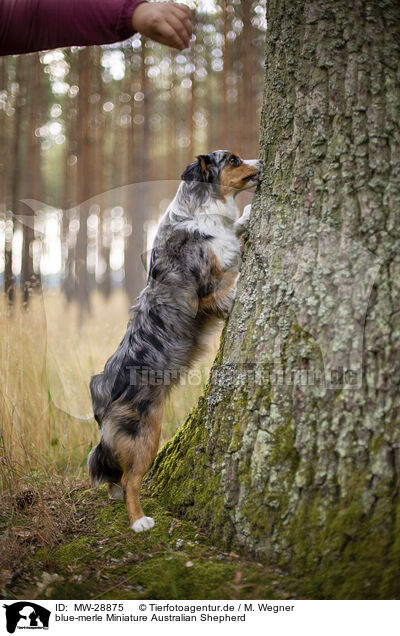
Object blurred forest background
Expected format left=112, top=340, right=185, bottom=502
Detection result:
left=0, top=0, right=266, bottom=492
left=0, top=0, right=266, bottom=308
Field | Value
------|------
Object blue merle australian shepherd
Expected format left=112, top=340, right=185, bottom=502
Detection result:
left=88, top=150, right=262, bottom=532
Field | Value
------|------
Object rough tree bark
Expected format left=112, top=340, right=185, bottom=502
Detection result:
left=149, top=0, right=400, bottom=599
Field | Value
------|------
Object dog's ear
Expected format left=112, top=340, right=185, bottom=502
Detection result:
left=181, top=155, right=212, bottom=183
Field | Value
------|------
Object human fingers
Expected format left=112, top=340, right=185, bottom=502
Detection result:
left=170, top=4, right=192, bottom=36
left=166, top=12, right=191, bottom=48
left=171, top=3, right=191, bottom=20
left=156, top=22, right=187, bottom=50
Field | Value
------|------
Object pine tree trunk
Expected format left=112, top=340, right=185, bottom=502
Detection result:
left=0, top=59, right=7, bottom=216
left=149, top=0, right=400, bottom=599
left=124, top=46, right=147, bottom=304
left=5, top=57, right=25, bottom=304
left=236, top=2, right=257, bottom=156
left=61, top=50, right=79, bottom=303
left=21, top=54, right=42, bottom=306
left=75, top=48, right=91, bottom=319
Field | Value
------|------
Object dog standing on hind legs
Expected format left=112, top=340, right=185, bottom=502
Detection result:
left=88, top=150, right=262, bottom=532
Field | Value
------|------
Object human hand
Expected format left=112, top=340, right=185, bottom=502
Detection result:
left=132, top=2, right=192, bottom=50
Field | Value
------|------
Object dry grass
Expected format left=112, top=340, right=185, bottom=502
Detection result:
left=0, top=289, right=219, bottom=575
left=0, top=474, right=80, bottom=582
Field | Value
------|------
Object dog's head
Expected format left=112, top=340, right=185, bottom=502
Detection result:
left=181, top=150, right=262, bottom=201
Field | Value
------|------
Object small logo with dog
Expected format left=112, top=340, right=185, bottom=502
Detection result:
left=3, top=602, right=50, bottom=634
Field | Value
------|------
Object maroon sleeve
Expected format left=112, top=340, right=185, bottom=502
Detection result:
left=0, top=0, right=147, bottom=56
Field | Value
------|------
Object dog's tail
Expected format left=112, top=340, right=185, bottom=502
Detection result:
left=88, top=440, right=123, bottom=486
left=90, top=373, right=110, bottom=425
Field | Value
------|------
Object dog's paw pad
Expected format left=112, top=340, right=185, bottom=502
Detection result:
left=131, top=516, right=155, bottom=533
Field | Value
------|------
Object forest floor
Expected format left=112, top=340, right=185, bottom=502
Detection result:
left=1, top=482, right=300, bottom=600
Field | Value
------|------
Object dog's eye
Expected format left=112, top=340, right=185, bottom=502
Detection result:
left=229, top=155, right=241, bottom=167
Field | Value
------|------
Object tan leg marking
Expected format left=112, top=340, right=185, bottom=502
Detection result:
left=198, top=252, right=238, bottom=317
left=116, top=405, right=162, bottom=531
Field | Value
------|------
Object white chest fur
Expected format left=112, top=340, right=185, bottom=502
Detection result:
left=183, top=197, right=241, bottom=270
left=209, top=230, right=241, bottom=270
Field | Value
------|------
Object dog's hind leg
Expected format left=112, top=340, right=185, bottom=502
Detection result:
left=114, top=406, right=162, bottom=532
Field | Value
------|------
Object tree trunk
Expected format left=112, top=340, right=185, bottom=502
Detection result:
left=92, top=48, right=110, bottom=298
left=61, top=50, right=79, bottom=303
left=149, top=0, right=400, bottom=599
left=124, top=43, right=149, bottom=303
left=0, top=58, right=7, bottom=215
left=236, top=1, right=258, bottom=156
left=21, top=54, right=42, bottom=306
left=75, top=48, right=91, bottom=319
left=5, top=57, right=25, bottom=304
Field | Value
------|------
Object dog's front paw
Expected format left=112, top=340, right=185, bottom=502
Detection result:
left=234, top=204, right=252, bottom=236
left=242, top=204, right=252, bottom=221
left=131, top=516, right=155, bottom=533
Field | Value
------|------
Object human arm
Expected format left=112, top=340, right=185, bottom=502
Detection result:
left=0, top=0, right=191, bottom=56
